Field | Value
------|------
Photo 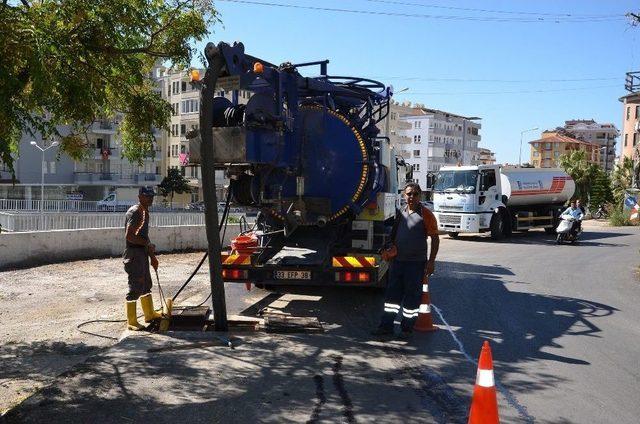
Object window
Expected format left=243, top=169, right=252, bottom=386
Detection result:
left=480, top=170, right=496, bottom=191
left=413, top=150, right=420, bottom=157
left=417, top=135, right=421, bottom=143
left=545, top=142, right=551, bottom=149
left=412, top=164, right=420, bottom=171
left=625, top=134, right=628, bottom=147
left=181, top=81, right=187, bottom=92
left=636, top=105, right=639, bottom=119
left=554, top=151, right=560, bottom=158
left=635, top=133, right=638, bottom=146
left=180, top=124, right=186, bottom=135
left=42, top=161, right=48, bottom=174
left=627, top=107, right=631, bottom=120
left=533, top=151, right=539, bottom=157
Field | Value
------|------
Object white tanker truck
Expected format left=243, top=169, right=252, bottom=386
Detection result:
left=432, top=165, right=575, bottom=240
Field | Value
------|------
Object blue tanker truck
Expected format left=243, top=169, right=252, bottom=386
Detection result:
left=190, top=41, right=408, bottom=288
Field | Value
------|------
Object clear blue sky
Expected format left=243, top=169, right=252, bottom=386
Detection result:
left=198, top=0, right=639, bottom=163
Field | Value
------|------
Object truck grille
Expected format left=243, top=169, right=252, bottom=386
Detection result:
left=438, top=214, right=462, bottom=225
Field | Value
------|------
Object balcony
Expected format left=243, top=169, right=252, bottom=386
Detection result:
left=92, top=120, right=117, bottom=134
left=396, top=121, right=412, bottom=130
left=74, top=172, right=161, bottom=186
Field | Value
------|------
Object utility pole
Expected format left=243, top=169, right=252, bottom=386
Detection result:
left=199, top=43, right=228, bottom=331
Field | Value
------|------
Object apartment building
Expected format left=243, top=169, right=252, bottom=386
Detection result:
left=560, top=120, right=618, bottom=171
left=0, top=119, right=162, bottom=201
left=396, top=107, right=481, bottom=190
left=620, top=92, right=640, bottom=162
left=529, top=131, right=601, bottom=168
left=478, top=147, right=496, bottom=165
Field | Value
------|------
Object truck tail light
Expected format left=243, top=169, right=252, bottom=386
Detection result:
left=335, top=271, right=370, bottom=283
left=222, top=269, right=249, bottom=280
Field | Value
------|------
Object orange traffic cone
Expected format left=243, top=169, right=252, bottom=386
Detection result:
left=468, top=341, right=499, bottom=424
left=414, top=276, right=437, bottom=332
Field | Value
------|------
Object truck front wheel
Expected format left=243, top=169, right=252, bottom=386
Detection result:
left=490, top=213, right=504, bottom=240
left=449, top=232, right=459, bottom=239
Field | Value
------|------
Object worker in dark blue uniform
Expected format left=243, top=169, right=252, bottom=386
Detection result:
left=123, top=186, right=162, bottom=330
left=373, top=182, right=440, bottom=337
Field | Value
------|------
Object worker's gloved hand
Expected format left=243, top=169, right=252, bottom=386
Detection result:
left=150, top=256, right=159, bottom=271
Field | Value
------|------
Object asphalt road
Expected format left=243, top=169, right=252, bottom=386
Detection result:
left=3, top=223, right=639, bottom=423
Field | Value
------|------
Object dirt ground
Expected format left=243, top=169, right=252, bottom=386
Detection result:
left=0, top=252, right=264, bottom=414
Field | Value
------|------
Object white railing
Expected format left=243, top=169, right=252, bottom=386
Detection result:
left=0, top=211, right=204, bottom=232
left=0, top=199, right=190, bottom=213
left=0, top=211, right=249, bottom=233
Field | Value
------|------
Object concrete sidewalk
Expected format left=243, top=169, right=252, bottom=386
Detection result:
left=1, top=328, right=480, bottom=423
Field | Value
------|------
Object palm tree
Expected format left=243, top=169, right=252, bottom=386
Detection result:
left=558, top=150, right=600, bottom=204
left=611, top=157, right=634, bottom=205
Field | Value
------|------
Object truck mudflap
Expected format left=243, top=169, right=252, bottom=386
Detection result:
left=220, top=253, right=387, bottom=288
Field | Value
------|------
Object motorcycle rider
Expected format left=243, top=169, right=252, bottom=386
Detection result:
left=561, top=200, right=584, bottom=236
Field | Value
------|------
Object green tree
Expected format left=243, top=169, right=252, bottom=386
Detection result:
left=611, top=156, right=634, bottom=205
left=0, top=0, right=218, bottom=175
left=589, top=168, right=613, bottom=209
left=158, top=168, right=191, bottom=204
left=558, top=150, right=600, bottom=204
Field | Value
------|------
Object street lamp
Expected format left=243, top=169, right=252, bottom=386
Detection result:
left=519, top=127, right=539, bottom=167
left=30, top=140, right=59, bottom=229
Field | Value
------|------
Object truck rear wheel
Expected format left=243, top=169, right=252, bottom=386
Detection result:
left=490, top=213, right=504, bottom=240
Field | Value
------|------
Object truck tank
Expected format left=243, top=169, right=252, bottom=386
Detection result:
left=501, top=167, right=574, bottom=207
left=191, top=41, right=398, bottom=232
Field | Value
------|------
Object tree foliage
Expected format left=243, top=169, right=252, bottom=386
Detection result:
left=558, top=150, right=600, bottom=204
left=0, top=0, right=218, bottom=175
left=158, top=167, right=191, bottom=202
left=611, top=156, right=634, bottom=205
left=588, top=168, right=613, bottom=209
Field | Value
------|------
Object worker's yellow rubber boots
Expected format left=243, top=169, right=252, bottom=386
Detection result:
left=140, top=293, right=163, bottom=323
left=126, top=301, right=143, bottom=331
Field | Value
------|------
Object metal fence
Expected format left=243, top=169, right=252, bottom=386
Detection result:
left=0, top=211, right=206, bottom=232
left=0, top=199, right=190, bottom=213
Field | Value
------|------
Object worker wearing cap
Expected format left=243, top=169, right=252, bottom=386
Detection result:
left=123, top=186, right=162, bottom=330
left=372, top=182, right=440, bottom=337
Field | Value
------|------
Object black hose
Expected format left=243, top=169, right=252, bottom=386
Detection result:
left=171, top=187, right=233, bottom=302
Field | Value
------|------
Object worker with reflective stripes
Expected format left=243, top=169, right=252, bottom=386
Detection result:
left=123, top=186, right=162, bottom=330
left=372, top=182, right=440, bottom=336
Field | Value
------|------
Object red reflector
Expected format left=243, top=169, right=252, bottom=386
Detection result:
left=335, top=271, right=369, bottom=283
left=222, top=269, right=248, bottom=280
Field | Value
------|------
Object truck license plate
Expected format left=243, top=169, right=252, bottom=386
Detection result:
left=274, top=270, right=311, bottom=280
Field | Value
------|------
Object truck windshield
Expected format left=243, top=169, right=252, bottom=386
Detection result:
left=433, top=170, right=478, bottom=194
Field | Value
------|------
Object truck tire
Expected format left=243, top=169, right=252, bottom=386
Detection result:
left=502, top=211, right=513, bottom=238
left=490, top=213, right=504, bottom=240
left=449, top=232, right=459, bottom=239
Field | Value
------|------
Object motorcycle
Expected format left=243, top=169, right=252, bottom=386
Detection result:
left=556, top=215, right=580, bottom=244
left=593, top=204, right=609, bottom=219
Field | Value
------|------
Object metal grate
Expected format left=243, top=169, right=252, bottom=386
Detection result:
left=438, top=214, right=462, bottom=225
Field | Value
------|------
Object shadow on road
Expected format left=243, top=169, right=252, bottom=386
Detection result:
left=450, top=229, right=634, bottom=248
left=2, top=261, right=618, bottom=423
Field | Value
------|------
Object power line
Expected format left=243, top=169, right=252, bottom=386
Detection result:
left=359, top=0, right=623, bottom=19
left=400, top=84, right=620, bottom=95
left=372, top=76, right=621, bottom=83
left=217, top=0, right=625, bottom=23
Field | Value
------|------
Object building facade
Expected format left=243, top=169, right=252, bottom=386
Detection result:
left=619, top=92, right=640, bottom=162
left=561, top=120, right=618, bottom=171
left=478, top=147, right=496, bottom=165
left=396, top=107, right=481, bottom=190
left=529, top=131, right=601, bottom=168
left=0, top=119, right=162, bottom=201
